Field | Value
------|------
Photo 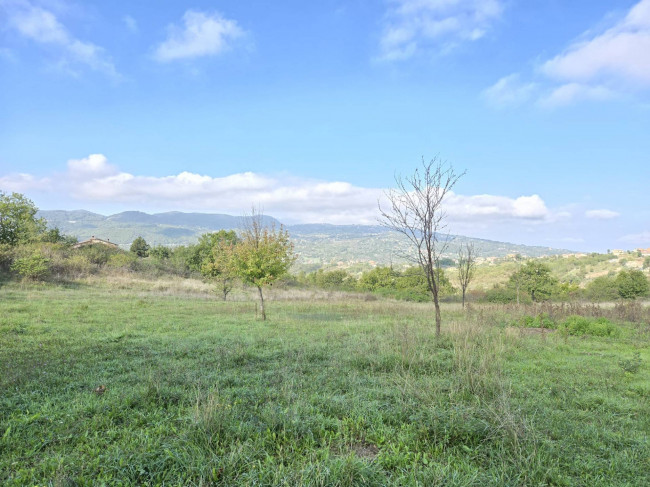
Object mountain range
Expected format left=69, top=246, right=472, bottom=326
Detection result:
left=38, top=210, right=572, bottom=271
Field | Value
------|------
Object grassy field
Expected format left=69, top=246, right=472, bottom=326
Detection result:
left=1, top=281, right=649, bottom=486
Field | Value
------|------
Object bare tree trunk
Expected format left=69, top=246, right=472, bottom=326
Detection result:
left=257, top=286, right=266, bottom=320
left=462, top=290, right=466, bottom=309
left=379, top=156, right=464, bottom=335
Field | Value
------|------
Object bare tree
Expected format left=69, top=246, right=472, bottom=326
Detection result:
left=457, top=242, right=475, bottom=309
left=379, top=157, right=464, bottom=335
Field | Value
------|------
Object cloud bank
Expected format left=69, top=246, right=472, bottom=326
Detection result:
left=485, top=0, right=650, bottom=107
left=0, top=154, right=560, bottom=226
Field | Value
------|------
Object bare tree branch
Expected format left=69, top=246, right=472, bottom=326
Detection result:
left=379, top=156, right=464, bottom=335
left=457, top=241, right=476, bottom=309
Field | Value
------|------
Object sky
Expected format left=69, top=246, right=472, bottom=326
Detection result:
left=1, top=0, right=649, bottom=252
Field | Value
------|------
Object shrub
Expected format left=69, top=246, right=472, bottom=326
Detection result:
left=615, top=270, right=649, bottom=300
left=77, top=245, right=119, bottom=266
left=61, top=254, right=95, bottom=277
left=0, top=243, right=13, bottom=272
left=149, top=245, right=172, bottom=260
left=618, top=353, right=642, bottom=374
left=516, top=313, right=556, bottom=329
left=483, top=284, right=531, bottom=304
left=559, top=316, right=620, bottom=337
left=130, top=236, right=150, bottom=258
left=584, top=276, right=619, bottom=302
left=107, top=253, right=138, bottom=271
left=10, top=252, right=50, bottom=280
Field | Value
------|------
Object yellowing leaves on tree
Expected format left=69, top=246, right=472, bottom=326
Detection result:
left=231, top=211, right=296, bottom=320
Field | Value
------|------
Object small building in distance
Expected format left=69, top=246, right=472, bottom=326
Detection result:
left=636, top=248, right=650, bottom=256
left=72, top=236, right=118, bottom=250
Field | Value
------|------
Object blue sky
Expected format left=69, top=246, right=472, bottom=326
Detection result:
left=1, top=0, right=649, bottom=251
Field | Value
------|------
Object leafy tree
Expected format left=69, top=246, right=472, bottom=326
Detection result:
left=311, top=269, right=355, bottom=290
left=357, top=266, right=399, bottom=291
left=396, top=266, right=454, bottom=302
left=38, top=227, right=77, bottom=245
left=615, top=270, right=649, bottom=299
left=149, top=245, right=172, bottom=260
left=508, top=261, right=557, bottom=302
left=188, top=231, right=237, bottom=270
left=198, top=230, right=239, bottom=301
left=0, top=191, right=46, bottom=246
left=584, top=276, right=619, bottom=301
left=130, top=236, right=150, bottom=257
left=644, top=257, right=650, bottom=270
left=485, top=284, right=525, bottom=304
left=231, top=210, right=295, bottom=320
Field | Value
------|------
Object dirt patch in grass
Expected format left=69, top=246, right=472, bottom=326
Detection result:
left=351, top=443, right=380, bottom=460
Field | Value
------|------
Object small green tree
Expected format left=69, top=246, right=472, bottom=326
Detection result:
left=508, top=260, right=557, bottom=302
left=198, top=230, right=239, bottom=301
left=11, top=252, right=50, bottom=280
left=584, top=276, right=619, bottom=301
left=0, top=191, right=46, bottom=246
left=643, top=257, right=650, bottom=270
left=357, top=266, right=399, bottom=291
left=231, top=210, right=295, bottom=320
left=615, top=270, right=649, bottom=299
left=149, top=245, right=172, bottom=260
left=130, top=236, right=150, bottom=257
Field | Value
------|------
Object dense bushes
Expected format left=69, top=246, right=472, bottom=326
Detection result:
left=298, top=266, right=456, bottom=302
left=485, top=267, right=649, bottom=304
left=510, top=313, right=620, bottom=337
left=10, top=252, right=50, bottom=280
left=559, top=316, right=620, bottom=337
left=0, top=240, right=202, bottom=282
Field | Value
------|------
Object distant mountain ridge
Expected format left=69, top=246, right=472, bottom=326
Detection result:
left=38, top=209, right=573, bottom=271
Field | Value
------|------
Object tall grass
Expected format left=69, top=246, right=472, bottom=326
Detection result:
left=0, top=280, right=648, bottom=485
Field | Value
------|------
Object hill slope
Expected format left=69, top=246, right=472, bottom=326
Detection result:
left=38, top=210, right=571, bottom=271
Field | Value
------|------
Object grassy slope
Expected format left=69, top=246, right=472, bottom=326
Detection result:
left=463, top=253, right=650, bottom=291
left=1, top=282, right=648, bottom=486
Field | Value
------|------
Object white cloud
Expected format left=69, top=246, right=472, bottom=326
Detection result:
left=619, top=231, right=650, bottom=244
left=154, top=10, right=245, bottom=62
left=585, top=209, right=620, bottom=220
left=0, top=172, right=51, bottom=192
left=1, top=154, right=561, bottom=226
left=445, top=192, right=550, bottom=221
left=539, top=83, right=616, bottom=108
left=482, top=74, right=537, bottom=107
left=378, top=0, right=504, bottom=61
left=485, top=0, right=650, bottom=107
left=542, top=0, right=650, bottom=87
left=2, top=0, right=118, bottom=77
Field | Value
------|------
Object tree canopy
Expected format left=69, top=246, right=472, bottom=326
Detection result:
left=197, top=230, right=239, bottom=300
left=130, top=236, right=150, bottom=257
left=615, top=270, right=649, bottom=300
left=0, top=191, right=46, bottom=246
left=508, top=261, right=557, bottom=302
left=231, top=212, right=295, bottom=320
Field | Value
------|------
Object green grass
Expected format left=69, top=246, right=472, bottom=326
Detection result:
left=1, top=282, right=649, bottom=486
